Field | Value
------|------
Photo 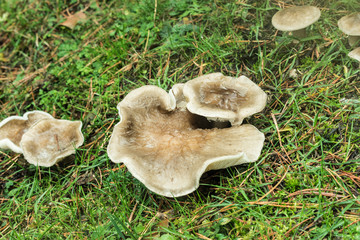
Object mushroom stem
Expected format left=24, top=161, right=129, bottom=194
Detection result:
left=348, top=36, right=360, bottom=47
left=291, top=28, right=307, bottom=39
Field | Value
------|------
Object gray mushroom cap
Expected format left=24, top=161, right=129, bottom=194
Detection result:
left=348, top=47, right=360, bottom=62
left=182, top=73, right=267, bottom=125
left=338, top=13, right=360, bottom=47
left=20, top=119, right=84, bottom=167
left=107, top=85, right=265, bottom=197
left=0, top=111, right=53, bottom=153
left=338, top=13, right=360, bottom=36
left=272, top=6, right=321, bottom=32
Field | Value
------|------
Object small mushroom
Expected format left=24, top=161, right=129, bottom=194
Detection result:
left=0, top=111, right=53, bottom=153
left=338, top=13, right=360, bottom=47
left=20, top=119, right=84, bottom=167
left=272, top=6, right=321, bottom=39
left=348, top=47, right=360, bottom=67
left=107, top=85, right=265, bottom=197
left=182, top=73, right=267, bottom=126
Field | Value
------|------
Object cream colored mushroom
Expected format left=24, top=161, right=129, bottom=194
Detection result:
left=169, top=83, right=186, bottom=110
left=182, top=73, right=267, bottom=126
left=272, top=6, right=321, bottom=39
left=107, top=85, right=265, bottom=197
left=338, top=13, right=360, bottom=47
left=0, top=111, right=53, bottom=153
left=20, top=119, right=84, bottom=167
left=348, top=47, right=360, bottom=67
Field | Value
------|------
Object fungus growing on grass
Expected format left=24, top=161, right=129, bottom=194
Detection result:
left=0, top=111, right=53, bottom=153
left=107, top=85, right=265, bottom=197
left=182, top=73, right=267, bottom=126
left=348, top=47, right=360, bottom=67
left=20, top=119, right=84, bottom=167
left=272, top=6, right=321, bottom=39
left=338, top=13, right=360, bottom=47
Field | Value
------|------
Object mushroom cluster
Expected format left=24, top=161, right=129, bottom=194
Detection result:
left=337, top=13, right=360, bottom=66
left=338, top=13, right=360, bottom=47
left=107, top=73, right=267, bottom=197
left=271, top=6, right=359, bottom=69
left=0, top=111, right=84, bottom=167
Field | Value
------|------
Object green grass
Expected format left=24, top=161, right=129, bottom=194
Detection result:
left=1, top=0, right=359, bottom=239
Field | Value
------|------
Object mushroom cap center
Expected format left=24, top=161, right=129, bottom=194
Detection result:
left=199, top=84, right=246, bottom=112
left=123, top=109, right=212, bottom=164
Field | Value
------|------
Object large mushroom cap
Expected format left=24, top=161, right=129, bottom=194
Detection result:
left=338, top=13, right=360, bottom=36
left=20, top=119, right=84, bottom=167
left=182, top=73, right=267, bottom=125
left=348, top=47, right=360, bottom=62
left=272, top=6, right=321, bottom=32
left=107, top=85, right=265, bottom=197
left=0, top=111, right=53, bottom=153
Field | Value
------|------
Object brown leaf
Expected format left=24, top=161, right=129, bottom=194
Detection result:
left=60, top=12, right=87, bottom=29
left=158, top=219, right=169, bottom=228
left=120, top=63, right=133, bottom=72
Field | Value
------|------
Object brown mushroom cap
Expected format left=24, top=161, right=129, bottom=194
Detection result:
left=0, top=111, right=53, bottom=153
left=338, top=13, right=360, bottom=36
left=182, top=73, right=267, bottom=125
left=107, top=85, right=265, bottom=197
left=272, top=6, right=321, bottom=32
left=348, top=47, right=360, bottom=62
left=20, top=119, right=84, bottom=167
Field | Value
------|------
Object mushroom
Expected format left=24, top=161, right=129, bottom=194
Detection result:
left=182, top=73, right=267, bottom=126
left=107, top=85, right=265, bottom=197
left=0, top=111, right=53, bottom=153
left=169, top=83, right=186, bottom=110
left=348, top=47, right=360, bottom=67
left=338, top=13, right=360, bottom=47
left=20, top=119, right=84, bottom=167
left=272, top=6, right=321, bottom=39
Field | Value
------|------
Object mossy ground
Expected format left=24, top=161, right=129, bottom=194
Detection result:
left=1, top=0, right=359, bottom=239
